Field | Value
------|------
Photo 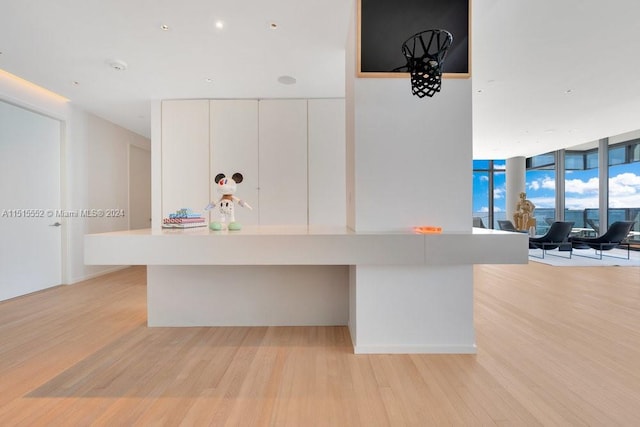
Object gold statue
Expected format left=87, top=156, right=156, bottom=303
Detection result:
left=514, top=192, right=536, bottom=233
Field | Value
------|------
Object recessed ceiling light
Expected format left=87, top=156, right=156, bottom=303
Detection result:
left=72, top=81, right=80, bottom=86
left=269, top=22, right=279, bottom=30
left=160, top=24, right=169, bottom=31
left=215, top=20, right=225, bottom=30
left=205, top=78, right=213, bottom=83
left=108, top=59, right=128, bottom=71
left=277, top=75, right=296, bottom=85
left=565, top=89, right=573, bottom=94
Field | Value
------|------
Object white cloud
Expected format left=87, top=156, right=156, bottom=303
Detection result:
left=518, top=173, right=640, bottom=211
left=565, top=177, right=599, bottom=194
left=565, top=195, right=599, bottom=210
left=479, top=175, right=489, bottom=182
left=608, top=172, right=640, bottom=208
left=494, top=187, right=505, bottom=199
left=609, top=172, right=640, bottom=198
left=608, top=193, right=640, bottom=208
left=479, top=206, right=489, bottom=212
left=551, top=172, right=640, bottom=209
left=542, top=177, right=555, bottom=190
left=527, top=176, right=555, bottom=192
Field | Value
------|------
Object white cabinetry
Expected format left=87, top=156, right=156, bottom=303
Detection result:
left=161, top=100, right=209, bottom=218
left=258, top=100, right=309, bottom=225
left=308, top=99, right=346, bottom=226
left=161, top=98, right=345, bottom=226
left=210, top=100, right=259, bottom=225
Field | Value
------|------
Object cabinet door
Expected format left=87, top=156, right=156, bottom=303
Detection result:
left=210, top=100, right=259, bottom=225
left=258, top=100, right=308, bottom=225
left=308, top=99, right=346, bottom=226
left=161, top=100, right=210, bottom=218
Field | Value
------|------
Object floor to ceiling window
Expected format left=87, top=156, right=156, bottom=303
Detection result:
left=472, top=160, right=490, bottom=228
left=564, top=148, right=599, bottom=233
left=493, top=160, right=506, bottom=228
left=608, top=139, right=640, bottom=244
left=526, top=153, right=556, bottom=234
left=472, top=160, right=505, bottom=229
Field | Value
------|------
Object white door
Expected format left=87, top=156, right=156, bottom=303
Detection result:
left=0, top=101, right=62, bottom=301
left=308, top=99, right=346, bottom=226
left=258, top=100, right=308, bottom=225
left=210, top=100, right=260, bottom=226
left=129, top=145, right=151, bottom=230
left=161, top=100, right=210, bottom=219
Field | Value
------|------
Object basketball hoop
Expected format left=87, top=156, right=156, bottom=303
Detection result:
left=394, top=29, right=453, bottom=98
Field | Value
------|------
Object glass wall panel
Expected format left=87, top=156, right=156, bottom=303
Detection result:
left=472, top=160, right=505, bottom=229
left=586, top=151, right=599, bottom=169
left=608, top=160, right=640, bottom=244
left=493, top=164, right=506, bottom=229
left=472, top=170, right=490, bottom=228
left=565, top=168, right=599, bottom=231
left=565, top=150, right=599, bottom=234
left=630, top=143, right=640, bottom=162
left=609, top=146, right=625, bottom=166
left=529, top=153, right=555, bottom=168
left=525, top=169, right=556, bottom=235
left=474, top=160, right=490, bottom=169
left=565, top=152, right=584, bottom=170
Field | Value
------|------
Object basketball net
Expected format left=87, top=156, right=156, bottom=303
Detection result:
left=396, top=29, right=453, bottom=98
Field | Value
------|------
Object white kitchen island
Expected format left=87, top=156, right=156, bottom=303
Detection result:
left=85, top=226, right=527, bottom=354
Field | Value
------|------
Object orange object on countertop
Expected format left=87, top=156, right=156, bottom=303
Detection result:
left=413, top=226, right=442, bottom=234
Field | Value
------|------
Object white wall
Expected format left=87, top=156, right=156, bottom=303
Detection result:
left=349, top=77, right=473, bottom=232
left=66, top=109, right=150, bottom=283
left=0, top=72, right=150, bottom=285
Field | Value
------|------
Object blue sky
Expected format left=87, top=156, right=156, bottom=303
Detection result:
left=473, top=161, right=640, bottom=214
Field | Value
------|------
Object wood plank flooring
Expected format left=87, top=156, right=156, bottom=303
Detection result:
left=0, top=264, right=639, bottom=426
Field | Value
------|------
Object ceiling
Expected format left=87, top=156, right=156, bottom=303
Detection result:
left=1, top=0, right=640, bottom=160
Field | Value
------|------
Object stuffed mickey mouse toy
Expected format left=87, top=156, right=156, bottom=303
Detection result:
left=205, top=172, right=252, bottom=231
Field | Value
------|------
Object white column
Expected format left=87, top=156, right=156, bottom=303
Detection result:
left=506, top=156, right=526, bottom=225
left=556, top=150, right=565, bottom=221
left=345, top=5, right=475, bottom=353
left=598, top=138, right=609, bottom=230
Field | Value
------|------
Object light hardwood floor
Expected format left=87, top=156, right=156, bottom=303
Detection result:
left=0, top=263, right=639, bottom=426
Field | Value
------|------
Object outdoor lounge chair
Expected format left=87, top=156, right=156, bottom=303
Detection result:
left=529, top=221, right=575, bottom=259
left=473, top=217, right=486, bottom=228
left=498, top=220, right=518, bottom=231
left=570, top=221, right=634, bottom=260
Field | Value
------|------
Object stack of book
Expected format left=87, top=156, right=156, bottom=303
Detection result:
left=162, top=208, right=207, bottom=229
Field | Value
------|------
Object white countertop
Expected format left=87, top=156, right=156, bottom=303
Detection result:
left=85, top=226, right=528, bottom=266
